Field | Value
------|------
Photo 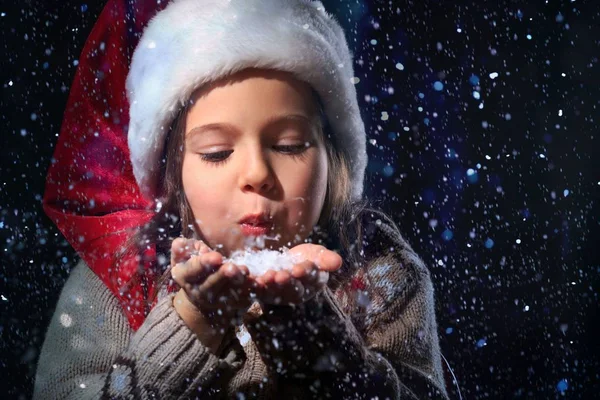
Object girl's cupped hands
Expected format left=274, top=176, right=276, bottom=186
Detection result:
left=170, top=239, right=343, bottom=326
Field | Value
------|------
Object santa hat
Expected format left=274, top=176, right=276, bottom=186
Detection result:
left=126, top=0, right=368, bottom=201
left=43, top=0, right=169, bottom=331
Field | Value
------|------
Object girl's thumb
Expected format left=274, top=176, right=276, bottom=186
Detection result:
left=316, top=250, right=342, bottom=272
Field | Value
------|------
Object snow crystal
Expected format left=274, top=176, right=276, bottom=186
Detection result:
left=557, top=379, right=568, bottom=393
left=60, top=313, right=72, bottom=328
left=442, top=229, right=453, bottom=241
left=383, top=164, right=394, bottom=177
left=357, top=291, right=371, bottom=307
left=236, top=325, right=251, bottom=346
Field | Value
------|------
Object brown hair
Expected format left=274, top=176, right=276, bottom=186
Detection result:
left=114, top=82, right=385, bottom=313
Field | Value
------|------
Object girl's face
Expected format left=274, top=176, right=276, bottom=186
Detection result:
left=182, top=68, right=328, bottom=256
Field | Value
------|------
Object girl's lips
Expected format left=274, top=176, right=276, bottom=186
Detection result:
left=239, top=223, right=271, bottom=236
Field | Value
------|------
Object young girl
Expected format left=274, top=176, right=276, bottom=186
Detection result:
left=35, top=0, right=449, bottom=399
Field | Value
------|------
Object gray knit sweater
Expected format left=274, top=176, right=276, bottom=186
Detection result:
left=34, top=218, right=449, bottom=399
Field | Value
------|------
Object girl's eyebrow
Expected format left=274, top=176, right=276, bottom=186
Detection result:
left=186, top=113, right=316, bottom=138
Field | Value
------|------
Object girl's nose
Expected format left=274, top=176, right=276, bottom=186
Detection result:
left=239, top=150, right=275, bottom=194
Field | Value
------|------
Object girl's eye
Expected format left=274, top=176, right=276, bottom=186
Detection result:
left=199, top=150, right=233, bottom=165
left=198, top=143, right=310, bottom=165
left=274, top=143, right=310, bottom=154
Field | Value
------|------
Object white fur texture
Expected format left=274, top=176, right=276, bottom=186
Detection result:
left=126, top=0, right=367, bottom=200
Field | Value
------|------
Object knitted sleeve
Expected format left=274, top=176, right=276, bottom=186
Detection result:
left=33, top=260, right=242, bottom=400
left=244, top=216, right=449, bottom=399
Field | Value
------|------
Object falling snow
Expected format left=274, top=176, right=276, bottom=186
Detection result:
left=2, top=1, right=597, bottom=398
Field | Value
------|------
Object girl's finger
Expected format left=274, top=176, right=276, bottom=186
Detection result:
left=198, top=263, right=247, bottom=301
left=193, top=239, right=211, bottom=254
left=236, top=264, right=250, bottom=277
left=290, top=244, right=342, bottom=272
left=222, top=263, right=247, bottom=286
left=190, top=253, right=223, bottom=283
left=314, top=248, right=342, bottom=272
left=171, top=238, right=212, bottom=266
left=291, top=263, right=308, bottom=279
left=171, top=238, right=196, bottom=265
left=303, top=265, right=321, bottom=285
left=171, top=255, right=201, bottom=286
left=288, top=261, right=319, bottom=288
left=171, top=252, right=221, bottom=286
left=257, top=270, right=277, bottom=286
left=199, top=251, right=223, bottom=267
left=274, top=270, right=292, bottom=285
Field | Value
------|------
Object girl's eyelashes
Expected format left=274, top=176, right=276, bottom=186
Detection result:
left=274, top=143, right=310, bottom=154
left=198, top=142, right=311, bottom=165
left=199, top=150, right=233, bottom=165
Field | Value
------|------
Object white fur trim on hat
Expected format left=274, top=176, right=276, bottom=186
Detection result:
left=126, top=0, right=367, bottom=201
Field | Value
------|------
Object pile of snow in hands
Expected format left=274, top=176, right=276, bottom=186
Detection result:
left=226, top=248, right=329, bottom=284
left=186, top=235, right=330, bottom=283
left=226, top=248, right=303, bottom=276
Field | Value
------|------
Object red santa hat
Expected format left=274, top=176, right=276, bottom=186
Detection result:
left=43, top=0, right=167, bottom=331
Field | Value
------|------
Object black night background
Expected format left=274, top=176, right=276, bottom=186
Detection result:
left=1, top=0, right=598, bottom=398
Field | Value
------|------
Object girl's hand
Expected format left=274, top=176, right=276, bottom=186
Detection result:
left=170, top=238, right=259, bottom=328
left=254, top=244, right=342, bottom=306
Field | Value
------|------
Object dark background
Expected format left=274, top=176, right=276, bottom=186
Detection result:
left=1, top=0, right=598, bottom=398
